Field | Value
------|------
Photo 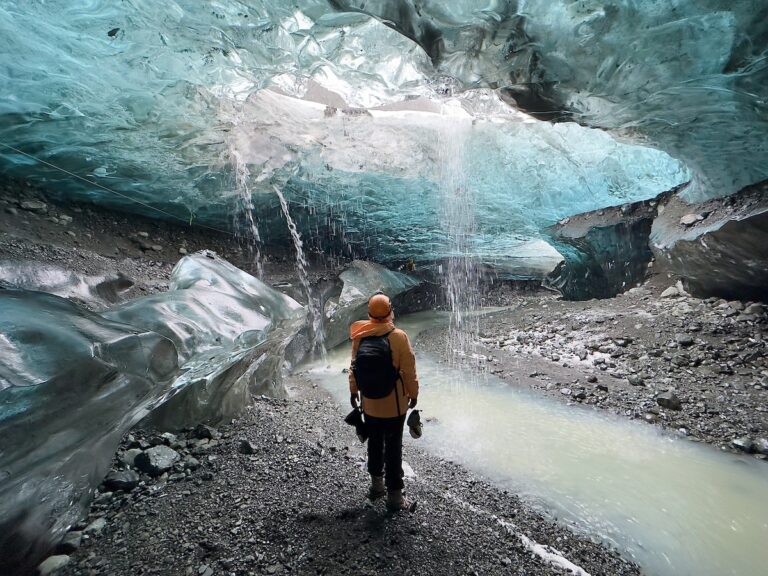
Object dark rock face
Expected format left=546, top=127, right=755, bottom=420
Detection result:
left=544, top=189, right=677, bottom=300
left=651, top=180, right=768, bottom=301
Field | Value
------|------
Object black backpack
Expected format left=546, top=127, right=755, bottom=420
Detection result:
left=353, top=330, right=400, bottom=399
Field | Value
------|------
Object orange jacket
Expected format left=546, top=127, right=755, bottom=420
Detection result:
left=349, top=319, right=419, bottom=418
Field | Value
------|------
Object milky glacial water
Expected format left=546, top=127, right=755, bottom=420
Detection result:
left=306, top=311, right=768, bottom=576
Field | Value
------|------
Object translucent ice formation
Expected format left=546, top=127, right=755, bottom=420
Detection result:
left=0, top=252, right=304, bottom=569
left=323, top=260, right=420, bottom=348
left=0, top=0, right=728, bottom=275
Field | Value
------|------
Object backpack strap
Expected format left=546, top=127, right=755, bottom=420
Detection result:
left=385, top=329, right=405, bottom=416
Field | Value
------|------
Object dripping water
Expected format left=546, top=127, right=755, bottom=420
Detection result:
left=230, top=148, right=263, bottom=277
left=274, top=185, right=326, bottom=357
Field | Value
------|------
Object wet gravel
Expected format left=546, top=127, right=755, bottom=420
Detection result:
left=51, top=380, right=639, bottom=576
left=418, top=278, right=768, bottom=460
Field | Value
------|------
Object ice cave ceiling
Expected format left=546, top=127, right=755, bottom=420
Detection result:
left=1, top=1, right=766, bottom=272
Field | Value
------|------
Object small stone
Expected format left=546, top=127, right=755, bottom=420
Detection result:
left=656, top=391, right=682, bottom=411
left=573, top=390, right=587, bottom=400
left=661, top=286, right=679, bottom=298
left=754, top=438, right=768, bottom=456
left=679, top=213, right=704, bottom=226
left=586, top=375, right=598, bottom=383
left=193, top=424, right=218, bottom=440
left=150, top=244, right=163, bottom=251
left=58, top=214, right=73, bottom=224
left=134, top=445, right=180, bottom=477
left=66, top=231, right=76, bottom=238
left=198, top=564, right=214, bottom=576
left=731, top=437, right=755, bottom=453
left=104, top=469, right=140, bottom=491
left=37, top=555, right=71, bottom=575
left=744, top=303, right=764, bottom=316
left=675, top=334, right=695, bottom=347
left=83, top=517, right=107, bottom=537
left=560, top=388, right=572, bottom=396
left=179, top=247, right=188, bottom=255
left=627, top=375, right=645, bottom=387
left=137, top=231, right=149, bottom=238
left=183, top=456, right=200, bottom=470
left=20, top=200, right=47, bottom=213
left=57, top=531, right=82, bottom=554
left=595, top=383, right=609, bottom=392
left=238, top=439, right=257, bottom=455
left=644, top=412, right=659, bottom=423
left=4, top=206, right=17, bottom=215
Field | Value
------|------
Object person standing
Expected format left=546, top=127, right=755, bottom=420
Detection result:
left=349, top=291, right=419, bottom=511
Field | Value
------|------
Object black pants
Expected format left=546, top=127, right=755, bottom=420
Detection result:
left=366, top=414, right=406, bottom=490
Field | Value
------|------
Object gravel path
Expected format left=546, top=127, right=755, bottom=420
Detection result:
left=417, top=278, right=768, bottom=459
left=49, top=378, right=639, bottom=576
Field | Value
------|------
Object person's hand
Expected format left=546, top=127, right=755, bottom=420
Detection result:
left=408, top=397, right=417, bottom=409
left=350, top=393, right=359, bottom=408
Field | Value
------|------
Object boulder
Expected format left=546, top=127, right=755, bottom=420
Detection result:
left=56, top=531, right=82, bottom=554
left=134, top=446, right=180, bottom=477
left=83, top=517, right=106, bottom=537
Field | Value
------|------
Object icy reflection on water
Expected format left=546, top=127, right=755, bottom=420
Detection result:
left=306, top=311, right=768, bottom=576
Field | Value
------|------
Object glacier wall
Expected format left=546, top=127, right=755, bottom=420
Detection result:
left=0, top=0, right=721, bottom=277
left=333, top=1, right=768, bottom=201
left=0, top=252, right=305, bottom=569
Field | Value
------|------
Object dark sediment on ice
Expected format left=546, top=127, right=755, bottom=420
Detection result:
left=651, top=179, right=768, bottom=301
left=543, top=188, right=678, bottom=300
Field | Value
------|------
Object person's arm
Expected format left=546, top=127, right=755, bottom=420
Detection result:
left=392, top=330, right=419, bottom=405
left=349, top=338, right=360, bottom=407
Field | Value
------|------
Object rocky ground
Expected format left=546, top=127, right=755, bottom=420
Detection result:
left=0, top=178, right=343, bottom=307
left=42, top=380, right=638, bottom=576
left=419, top=275, right=768, bottom=459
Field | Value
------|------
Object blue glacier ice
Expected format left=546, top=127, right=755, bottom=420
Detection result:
left=11, top=1, right=768, bottom=274
left=0, top=252, right=304, bottom=568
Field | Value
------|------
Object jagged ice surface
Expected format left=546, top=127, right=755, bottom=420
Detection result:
left=3, top=0, right=749, bottom=274
left=0, top=252, right=304, bottom=569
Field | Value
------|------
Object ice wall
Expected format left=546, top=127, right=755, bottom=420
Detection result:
left=0, top=0, right=715, bottom=276
left=334, top=1, right=768, bottom=200
left=0, top=252, right=304, bottom=570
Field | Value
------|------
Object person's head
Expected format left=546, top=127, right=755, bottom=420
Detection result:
left=368, top=291, right=393, bottom=322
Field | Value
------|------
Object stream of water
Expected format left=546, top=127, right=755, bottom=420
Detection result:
left=274, top=185, right=325, bottom=355
left=305, top=311, right=768, bottom=576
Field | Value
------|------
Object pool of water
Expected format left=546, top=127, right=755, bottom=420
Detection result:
left=304, top=311, right=768, bottom=576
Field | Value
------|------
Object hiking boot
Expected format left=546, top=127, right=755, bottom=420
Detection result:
left=368, top=475, right=386, bottom=501
left=386, top=489, right=416, bottom=512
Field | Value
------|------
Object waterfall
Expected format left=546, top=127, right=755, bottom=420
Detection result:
left=230, top=148, right=264, bottom=278
left=438, top=110, right=481, bottom=367
left=274, top=185, right=326, bottom=356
